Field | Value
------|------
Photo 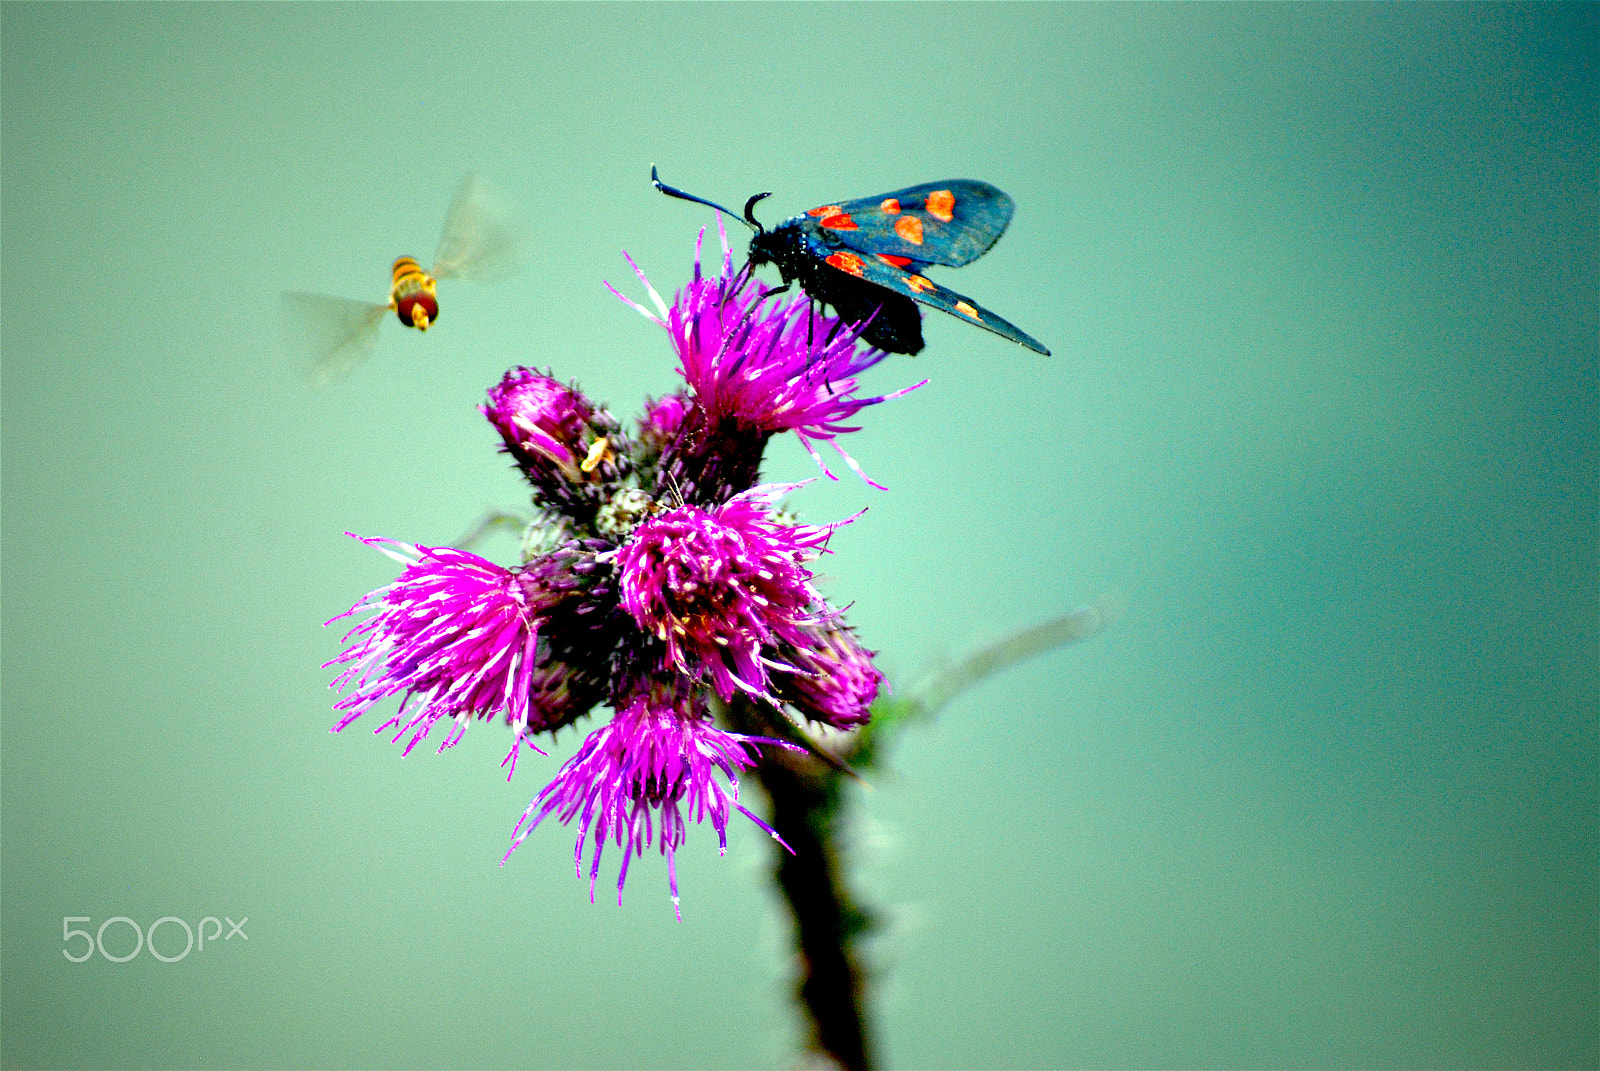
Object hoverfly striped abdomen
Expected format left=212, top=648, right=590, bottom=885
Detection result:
left=390, top=256, right=439, bottom=330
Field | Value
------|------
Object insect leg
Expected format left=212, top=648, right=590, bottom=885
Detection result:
left=822, top=313, right=848, bottom=348
left=732, top=276, right=789, bottom=340
left=716, top=277, right=794, bottom=380
left=725, top=258, right=757, bottom=305
left=800, top=297, right=842, bottom=395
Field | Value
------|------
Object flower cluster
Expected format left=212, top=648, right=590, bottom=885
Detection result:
left=326, top=222, right=899, bottom=914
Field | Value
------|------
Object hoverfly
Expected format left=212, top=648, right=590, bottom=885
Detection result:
left=281, top=174, right=527, bottom=386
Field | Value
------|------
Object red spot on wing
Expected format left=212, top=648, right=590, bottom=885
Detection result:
left=820, top=212, right=858, bottom=230
left=953, top=300, right=981, bottom=320
left=807, top=204, right=844, bottom=218
left=925, top=189, right=956, bottom=222
left=880, top=197, right=901, bottom=214
left=894, top=215, right=925, bottom=244
left=876, top=254, right=913, bottom=268
left=825, top=251, right=866, bottom=277
left=906, top=274, right=935, bottom=293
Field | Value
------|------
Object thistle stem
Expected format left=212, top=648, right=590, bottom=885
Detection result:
left=729, top=699, right=874, bottom=1071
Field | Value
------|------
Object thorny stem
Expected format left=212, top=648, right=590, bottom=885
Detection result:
left=730, top=694, right=873, bottom=1071
left=730, top=603, right=1116, bottom=1071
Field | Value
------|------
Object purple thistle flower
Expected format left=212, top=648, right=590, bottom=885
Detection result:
left=638, top=391, right=688, bottom=449
left=503, top=682, right=800, bottom=918
left=326, top=535, right=597, bottom=762
left=614, top=482, right=847, bottom=704
left=481, top=369, right=625, bottom=524
left=607, top=221, right=925, bottom=491
left=481, top=367, right=596, bottom=480
left=778, top=625, right=885, bottom=730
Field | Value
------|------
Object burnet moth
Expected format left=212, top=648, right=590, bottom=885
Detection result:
left=652, top=167, right=1048, bottom=357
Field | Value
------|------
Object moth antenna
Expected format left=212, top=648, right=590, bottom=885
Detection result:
left=742, top=192, right=773, bottom=234
left=651, top=166, right=760, bottom=233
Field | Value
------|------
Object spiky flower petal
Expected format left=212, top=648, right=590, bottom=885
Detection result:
left=326, top=536, right=547, bottom=755
left=327, top=535, right=606, bottom=762
left=779, top=625, right=884, bottom=729
left=504, top=683, right=798, bottom=917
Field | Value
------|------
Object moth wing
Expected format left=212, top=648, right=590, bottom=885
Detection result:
left=430, top=173, right=530, bottom=283
left=825, top=252, right=1049, bottom=355
left=818, top=180, right=1015, bottom=268
left=280, top=291, right=389, bottom=386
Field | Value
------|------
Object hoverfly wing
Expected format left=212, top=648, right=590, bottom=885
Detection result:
left=429, top=173, right=529, bottom=283
left=280, top=291, right=389, bottom=386
left=815, top=247, right=1049, bottom=355
left=808, top=180, right=1015, bottom=268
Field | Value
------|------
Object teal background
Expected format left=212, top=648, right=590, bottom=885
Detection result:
left=3, top=3, right=1595, bottom=1068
